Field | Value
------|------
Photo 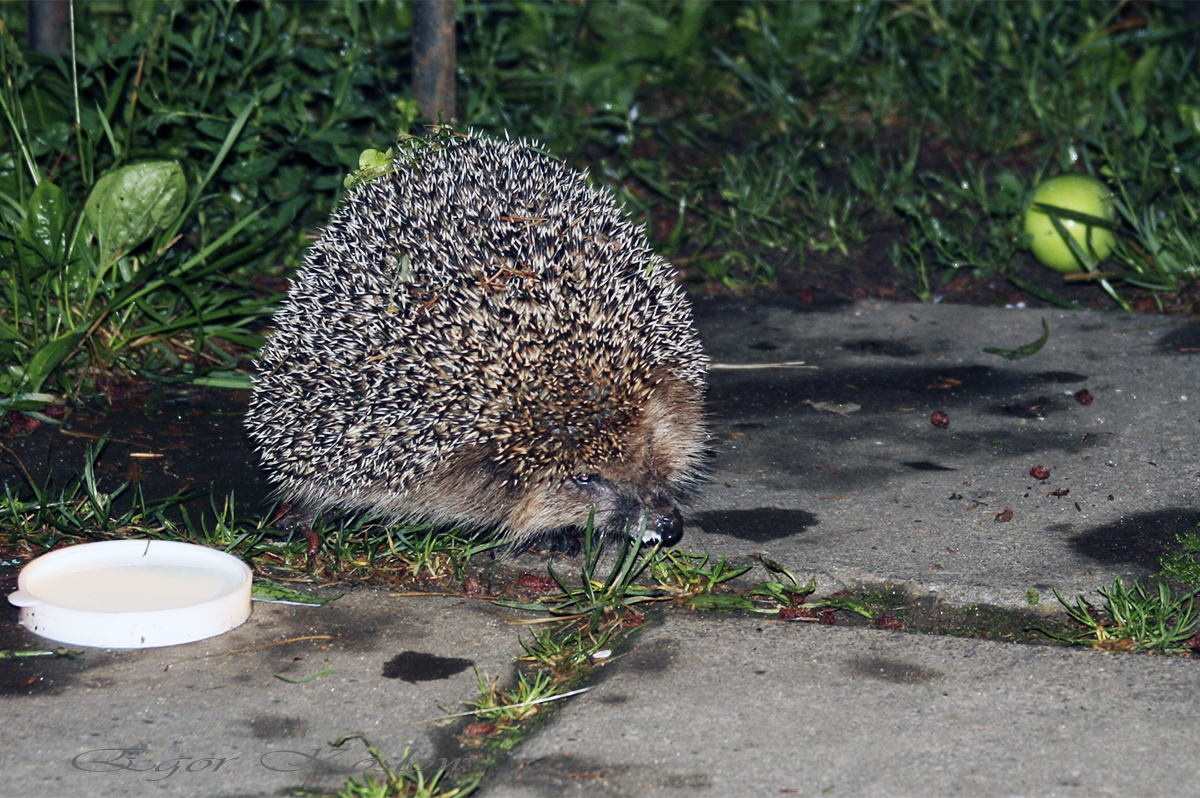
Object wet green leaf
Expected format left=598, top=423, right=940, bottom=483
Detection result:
left=19, top=180, right=68, bottom=264
left=25, top=328, right=86, bottom=393
left=83, top=162, right=187, bottom=268
left=222, top=154, right=280, bottom=183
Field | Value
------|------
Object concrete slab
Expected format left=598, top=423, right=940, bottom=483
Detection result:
left=692, top=299, right=1200, bottom=608
left=481, top=613, right=1200, bottom=798
left=1, top=592, right=519, bottom=798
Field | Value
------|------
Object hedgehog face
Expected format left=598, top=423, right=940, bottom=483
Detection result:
left=506, top=470, right=682, bottom=546
left=502, top=380, right=705, bottom=546
left=567, top=473, right=683, bottom=546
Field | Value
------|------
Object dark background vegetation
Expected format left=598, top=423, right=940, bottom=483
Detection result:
left=1, top=0, right=1198, bottom=397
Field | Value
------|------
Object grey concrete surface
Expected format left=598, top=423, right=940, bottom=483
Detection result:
left=693, top=299, right=1200, bottom=608
left=1, top=591, right=519, bottom=797
left=481, top=614, right=1200, bottom=798
left=3, top=301, right=1198, bottom=798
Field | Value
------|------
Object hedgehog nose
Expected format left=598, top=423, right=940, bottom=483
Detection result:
left=655, top=507, right=684, bottom=547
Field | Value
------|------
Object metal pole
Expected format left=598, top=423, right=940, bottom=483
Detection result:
left=412, top=0, right=456, bottom=123
left=27, top=0, right=70, bottom=55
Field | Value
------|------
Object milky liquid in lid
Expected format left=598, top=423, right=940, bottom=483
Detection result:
left=29, top=564, right=238, bottom=612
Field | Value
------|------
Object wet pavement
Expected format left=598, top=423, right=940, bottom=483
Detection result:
left=2, top=299, right=1199, bottom=797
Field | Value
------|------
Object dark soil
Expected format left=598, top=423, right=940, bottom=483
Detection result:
left=0, top=387, right=267, bottom=521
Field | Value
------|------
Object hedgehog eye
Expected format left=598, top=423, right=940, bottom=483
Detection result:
left=572, top=473, right=595, bottom=486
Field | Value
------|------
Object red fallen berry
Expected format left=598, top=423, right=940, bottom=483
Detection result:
left=517, top=573, right=557, bottom=593
left=1074, top=389, right=1093, bottom=405
left=5, top=412, right=41, bottom=436
left=1030, top=465, right=1050, bottom=480
left=875, top=613, right=903, bottom=630
left=930, top=411, right=950, bottom=429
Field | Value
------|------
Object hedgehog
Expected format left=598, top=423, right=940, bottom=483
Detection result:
left=245, top=132, right=707, bottom=550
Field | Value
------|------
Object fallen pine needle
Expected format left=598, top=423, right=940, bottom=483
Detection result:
left=218, top=635, right=334, bottom=657
left=709, top=361, right=816, bottom=370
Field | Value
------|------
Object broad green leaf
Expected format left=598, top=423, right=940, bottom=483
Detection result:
left=1129, top=46, right=1162, bottom=114
left=83, top=162, right=187, bottom=268
left=1177, top=103, right=1200, bottom=137
left=344, top=147, right=396, bottom=190
left=19, top=180, right=68, bottom=264
left=0, top=317, right=26, bottom=343
left=25, top=328, right=86, bottom=393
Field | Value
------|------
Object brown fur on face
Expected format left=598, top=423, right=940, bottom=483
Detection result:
left=277, top=375, right=706, bottom=546
left=503, top=378, right=706, bottom=541
left=363, top=376, right=705, bottom=544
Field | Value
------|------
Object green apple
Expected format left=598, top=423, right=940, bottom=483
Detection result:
left=1023, top=174, right=1116, bottom=273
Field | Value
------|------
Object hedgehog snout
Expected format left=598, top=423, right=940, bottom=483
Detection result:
left=646, top=506, right=684, bottom=547
left=569, top=474, right=685, bottom=547
left=609, top=492, right=685, bottom=548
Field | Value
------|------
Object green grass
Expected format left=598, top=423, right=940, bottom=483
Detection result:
left=1048, top=578, right=1200, bottom=653
left=0, top=439, right=501, bottom=588
left=1159, top=527, right=1200, bottom=586
left=0, top=2, right=410, bottom=403
left=2, top=1, right=1200, bottom=400
left=326, top=735, right=478, bottom=798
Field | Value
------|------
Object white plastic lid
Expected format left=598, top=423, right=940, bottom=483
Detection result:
left=8, top=539, right=252, bottom=649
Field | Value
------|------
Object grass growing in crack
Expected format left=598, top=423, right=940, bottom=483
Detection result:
left=469, top=668, right=560, bottom=735
left=650, top=549, right=752, bottom=604
left=495, top=514, right=667, bottom=631
left=326, top=735, right=478, bottom=798
left=1047, top=579, right=1200, bottom=654
left=517, top=622, right=623, bottom=682
left=391, top=528, right=503, bottom=583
